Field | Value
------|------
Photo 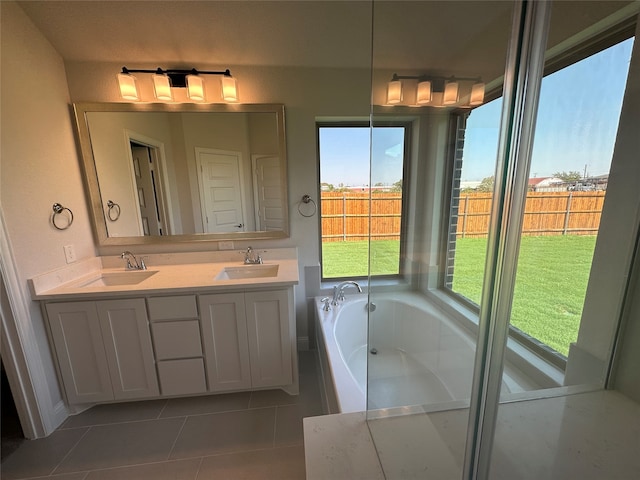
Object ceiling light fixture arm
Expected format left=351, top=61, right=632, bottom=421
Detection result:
left=390, top=72, right=482, bottom=84
left=117, top=66, right=238, bottom=102
left=120, top=66, right=232, bottom=88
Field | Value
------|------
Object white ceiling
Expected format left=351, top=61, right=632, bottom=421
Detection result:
left=17, top=0, right=513, bottom=73
left=17, top=0, right=636, bottom=78
left=18, top=1, right=374, bottom=68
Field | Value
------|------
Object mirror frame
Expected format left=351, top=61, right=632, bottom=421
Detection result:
left=73, top=102, right=289, bottom=246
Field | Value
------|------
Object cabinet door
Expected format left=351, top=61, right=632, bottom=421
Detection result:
left=97, top=299, right=159, bottom=400
left=245, top=290, right=292, bottom=388
left=199, top=293, right=251, bottom=392
left=46, top=302, right=113, bottom=404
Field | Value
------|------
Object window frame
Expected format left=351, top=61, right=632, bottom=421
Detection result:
left=440, top=28, right=636, bottom=370
left=317, top=121, right=412, bottom=282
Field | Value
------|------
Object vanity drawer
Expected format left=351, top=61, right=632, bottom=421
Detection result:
left=147, top=295, right=197, bottom=321
left=157, top=358, right=207, bottom=396
left=152, top=320, right=202, bottom=360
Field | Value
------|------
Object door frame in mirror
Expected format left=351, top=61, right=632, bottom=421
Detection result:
left=72, top=102, right=289, bottom=246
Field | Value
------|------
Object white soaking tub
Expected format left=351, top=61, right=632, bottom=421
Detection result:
left=315, top=291, right=535, bottom=413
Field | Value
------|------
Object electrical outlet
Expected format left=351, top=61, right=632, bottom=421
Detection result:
left=63, top=244, right=77, bottom=264
left=218, top=241, right=234, bottom=250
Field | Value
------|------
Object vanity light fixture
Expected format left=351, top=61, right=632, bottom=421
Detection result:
left=117, top=67, right=238, bottom=103
left=416, top=80, right=432, bottom=105
left=386, top=77, right=404, bottom=104
left=152, top=71, right=173, bottom=101
left=116, top=71, right=139, bottom=101
left=470, top=81, right=486, bottom=106
left=186, top=74, right=205, bottom=101
left=442, top=80, right=460, bottom=105
left=386, top=73, right=484, bottom=107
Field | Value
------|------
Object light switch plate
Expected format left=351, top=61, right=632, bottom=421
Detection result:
left=218, top=241, right=234, bottom=250
left=63, top=244, right=76, bottom=264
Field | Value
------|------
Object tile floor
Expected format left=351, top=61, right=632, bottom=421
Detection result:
left=1, top=351, right=322, bottom=480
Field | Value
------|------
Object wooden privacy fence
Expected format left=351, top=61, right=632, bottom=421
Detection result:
left=321, top=192, right=402, bottom=242
left=320, top=191, right=606, bottom=242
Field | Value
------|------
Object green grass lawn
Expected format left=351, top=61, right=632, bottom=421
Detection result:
left=322, top=240, right=400, bottom=278
left=322, top=235, right=597, bottom=356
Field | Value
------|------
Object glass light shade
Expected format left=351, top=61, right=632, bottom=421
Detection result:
left=116, top=73, right=139, bottom=101
left=386, top=80, right=403, bottom=104
left=470, top=82, right=485, bottom=105
left=152, top=74, right=173, bottom=101
left=186, top=74, right=206, bottom=102
left=416, top=80, right=432, bottom=105
left=443, top=81, right=459, bottom=105
left=221, top=76, right=238, bottom=102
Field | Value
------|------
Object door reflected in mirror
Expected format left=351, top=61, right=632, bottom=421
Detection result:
left=73, top=103, right=288, bottom=246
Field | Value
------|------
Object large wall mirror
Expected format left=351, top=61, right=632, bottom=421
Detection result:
left=73, top=102, right=289, bottom=246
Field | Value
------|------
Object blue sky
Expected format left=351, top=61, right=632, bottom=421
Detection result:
left=319, top=37, right=634, bottom=186
left=462, top=37, right=634, bottom=181
left=319, top=126, right=405, bottom=186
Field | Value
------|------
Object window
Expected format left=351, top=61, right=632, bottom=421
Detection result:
left=318, top=124, right=408, bottom=280
left=445, top=36, right=634, bottom=360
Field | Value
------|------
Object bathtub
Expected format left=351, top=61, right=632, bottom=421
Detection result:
left=315, top=291, right=537, bottom=414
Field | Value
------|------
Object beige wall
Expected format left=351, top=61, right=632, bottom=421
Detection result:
left=1, top=1, right=98, bottom=427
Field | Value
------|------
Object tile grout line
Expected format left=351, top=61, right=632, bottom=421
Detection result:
left=59, top=416, right=171, bottom=429
left=166, top=416, right=188, bottom=461
left=156, top=399, right=170, bottom=419
left=193, top=456, right=205, bottom=480
left=49, top=426, right=92, bottom=476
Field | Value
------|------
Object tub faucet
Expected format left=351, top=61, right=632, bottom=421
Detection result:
left=121, top=251, right=146, bottom=270
left=332, top=281, right=362, bottom=305
left=244, top=246, right=263, bottom=264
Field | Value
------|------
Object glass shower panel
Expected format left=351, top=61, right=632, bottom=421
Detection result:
left=366, top=1, right=516, bottom=478
left=500, top=35, right=634, bottom=395
left=488, top=2, right=639, bottom=478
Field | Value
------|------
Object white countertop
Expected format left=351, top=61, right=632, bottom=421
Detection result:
left=30, top=248, right=299, bottom=300
left=304, top=390, right=640, bottom=479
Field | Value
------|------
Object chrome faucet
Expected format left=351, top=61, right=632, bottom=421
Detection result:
left=332, top=280, right=362, bottom=305
left=243, top=246, right=263, bottom=265
left=121, top=251, right=146, bottom=270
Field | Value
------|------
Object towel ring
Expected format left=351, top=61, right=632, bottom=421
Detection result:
left=52, top=203, right=74, bottom=230
left=298, top=194, right=317, bottom=218
left=107, top=200, right=121, bottom=221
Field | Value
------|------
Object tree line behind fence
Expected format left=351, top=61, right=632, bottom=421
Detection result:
left=320, top=191, right=606, bottom=242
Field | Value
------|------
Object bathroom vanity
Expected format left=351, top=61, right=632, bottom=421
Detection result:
left=30, top=249, right=299, bottom=407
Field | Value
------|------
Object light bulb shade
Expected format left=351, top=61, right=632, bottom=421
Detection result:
left=470, top=82, right=485, bottom=105
left=386, top=80, right=403, bottom=105
left=416, top=80, right=432, bottom=105
left=443, top=81, right=459, bottom=105
left=186, top=74, right=205, bottom=101
left=117, top=73, right=139, bottom=101
left=221, top=76, right=238, bottom=102
left=152, top=74, right=173, bottom=101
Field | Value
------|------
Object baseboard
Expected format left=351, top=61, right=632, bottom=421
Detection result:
left=51, top=399, right=70, bottom=430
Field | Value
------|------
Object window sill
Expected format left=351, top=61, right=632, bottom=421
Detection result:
left=426, top=288, right=565, bottom=389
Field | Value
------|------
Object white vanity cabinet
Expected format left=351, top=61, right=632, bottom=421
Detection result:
left=245, top=290, right=293, bottom=388
left=199, top=293, right=252, bottom=392
left=199, top=288, right=293, bottom=392
left=43, top=286, right=297, bottom=405
left=46, top=298, right=159, bottom=404
left=147, top=295, right=208, bottom=396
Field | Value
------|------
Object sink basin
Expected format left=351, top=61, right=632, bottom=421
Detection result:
left=76, top=270, right=158, bottom=288
left=215, top=264, right=279, bottom=280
